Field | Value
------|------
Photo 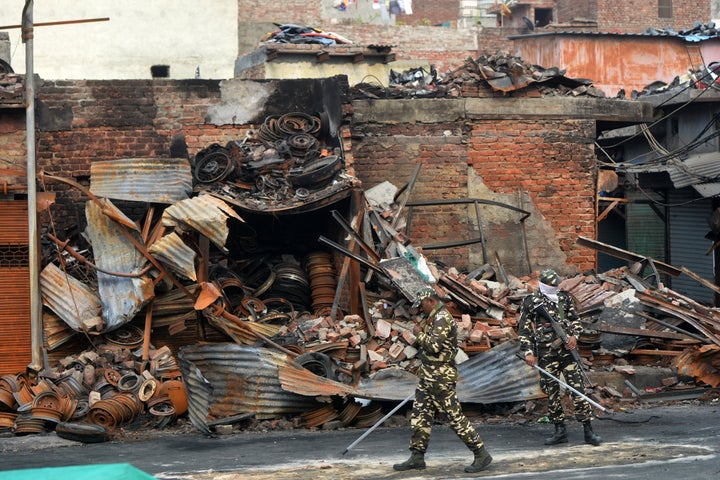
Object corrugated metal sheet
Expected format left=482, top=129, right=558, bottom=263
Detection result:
left=40, top=262, right=103, bottom=332
left=668, top=189, right=714, bottom=304
left=356, top=341, right=544, bottom=403
left=162, top=195, right=244, bottom=252
left=147, top=232, right=197, bottom=281
left=622, top=152, right=720, bottom=199
left=278, top=341, right=544, bottom=404
left=85, top=200, right=154, bottom=332
left=90, top=157, right=192, bottom=204
left=0, top=199, right=30, bottom=373
left=665, top=153, right=720, bottom=189
left=178, top=343, right=320, bottom=434
left=0, top=200, right=30, bottom=243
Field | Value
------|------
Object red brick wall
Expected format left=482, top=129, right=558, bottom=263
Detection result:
left=397, top=0, right=461, bottom=26
left=350, top=111, right=597, bottom=274
left=557, top=0, right=712, bottom=33
left=556, top=0, right=597, bottom=24
left=467, top=119, right=596, bottom=274
left=35, top=79, right=246, bottom=232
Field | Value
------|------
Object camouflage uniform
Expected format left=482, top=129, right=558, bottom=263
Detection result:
left=408, top=301, right=485, bottom=453
left=518, top=290, right=593, bottom=423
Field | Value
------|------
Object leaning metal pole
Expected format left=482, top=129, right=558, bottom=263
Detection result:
left=23, top=0, right=44, bottom=374
left=529, top=362, right=607, bottom=413
left=342, top=391, right=415, bottom=455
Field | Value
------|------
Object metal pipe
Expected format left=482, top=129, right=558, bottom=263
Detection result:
left=342, top=391, right=415, bottom=455
left=524, top=358, right=608, bottom=413
left=23, top=0, right=45, bottom=375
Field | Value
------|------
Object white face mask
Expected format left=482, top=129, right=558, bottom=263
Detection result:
left=539, top=281, right=559, bottom=302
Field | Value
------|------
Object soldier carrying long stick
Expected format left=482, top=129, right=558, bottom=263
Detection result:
left=517, top=269, right=602, bottom=446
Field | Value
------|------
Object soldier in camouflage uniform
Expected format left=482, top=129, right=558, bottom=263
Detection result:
left=518, top=269, right=601, bottom=446
left=393, top=287, right=492, bottom=473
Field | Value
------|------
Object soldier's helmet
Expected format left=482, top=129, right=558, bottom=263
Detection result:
left=412, top=286, right=437, bottom=308
left=539, top=269, right=560, bottom=286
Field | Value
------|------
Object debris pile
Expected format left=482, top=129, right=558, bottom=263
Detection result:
left=0, top=73, right=23, bottom=106
left=1, top=108, right=719, bottom=440
left=0, top=339, right=186, bottom=438
left=262, top=23, right=353, bottom=46
left=351, top=51, right=607, bottom=99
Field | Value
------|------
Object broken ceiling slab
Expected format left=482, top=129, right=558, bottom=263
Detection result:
left=40, top=262, right=104, bottom=332
left=85, top=199, right=154, bottom=332
left=89, top=157, right=193, bottom=204
left=162, top=194, right=243, bottom=252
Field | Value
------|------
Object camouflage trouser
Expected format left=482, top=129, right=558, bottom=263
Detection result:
left=537, top=346, right=593, bottom=423
left=408, top=370, right=484, bottom=453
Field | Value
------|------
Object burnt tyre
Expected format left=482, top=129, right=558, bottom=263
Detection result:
left=55, top=422, right=111, bottom=443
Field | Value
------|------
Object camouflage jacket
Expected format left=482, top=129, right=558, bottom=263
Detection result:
left=416, top=302, right=458, bottom=381
left=518, top=291, right=583, bottom=358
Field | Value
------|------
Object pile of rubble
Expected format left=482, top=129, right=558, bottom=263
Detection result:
left=0, top=73, right=23, bottom=106
left=351, top=51, right=607, bottom=99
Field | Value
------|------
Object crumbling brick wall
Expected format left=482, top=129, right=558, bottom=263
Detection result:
left=350, top=100, right=597, bottom=276
left=467, top=119, right=596, bottom=275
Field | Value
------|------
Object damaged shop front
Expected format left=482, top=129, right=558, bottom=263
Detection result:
left=2, top=60, right=719, bottom=442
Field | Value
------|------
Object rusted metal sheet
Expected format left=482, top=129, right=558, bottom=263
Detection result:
left=0, top=200, right=30, bottom=243
left=162, top=195, right=243, bottom=252
left=85, top=200, right=154, bottom=332
left=147, top=232, right=197, bottom=281
left=0, top=267, right=31, bottom=375
left=178, top=343, right=320, bottom=434
left=355, top=341, right=544, bottom=403
left=40, top=262, right=103, bottom=332
left=673, top=345, right=720, bottom=387
left=89, top=157, right=192, bottom=204
left=279, top=341, right=544, bottom=404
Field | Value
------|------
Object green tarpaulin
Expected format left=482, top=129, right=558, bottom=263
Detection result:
left=1, top=463, right=156, bottom=480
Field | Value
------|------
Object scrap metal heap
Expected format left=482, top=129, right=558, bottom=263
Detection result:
left=1, top=111, right=719, bottom=441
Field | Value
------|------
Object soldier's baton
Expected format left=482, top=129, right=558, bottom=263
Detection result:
left=342, top=391, right=415, bottom=455
left=517, top=354, right=608, bottom=413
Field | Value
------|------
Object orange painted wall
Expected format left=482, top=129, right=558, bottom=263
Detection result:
left=514, top=34, right=720, bottom=97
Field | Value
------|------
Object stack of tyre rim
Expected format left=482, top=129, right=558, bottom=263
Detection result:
left=87, top=392, right=142, bottom=429
left=304, top=251, right=338, bottom=317
left=263, top=260, right=311, bottom=311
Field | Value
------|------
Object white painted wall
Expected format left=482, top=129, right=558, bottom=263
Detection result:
left=0, top=1, right=237, bottom=80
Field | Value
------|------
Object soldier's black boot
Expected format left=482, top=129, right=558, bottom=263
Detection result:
left=464, top=445, right=493, bottom=473
left=393, top=450, right=426, bottom=471
left=544, top=422, right=568, bottom=445
left=583, top=421, right=601, bottom=446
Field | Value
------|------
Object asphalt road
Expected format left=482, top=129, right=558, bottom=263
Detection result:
left=1, top=401, right=719, bottom=479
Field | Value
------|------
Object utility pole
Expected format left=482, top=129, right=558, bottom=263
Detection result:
left=22, top=0, right=45, bottom=376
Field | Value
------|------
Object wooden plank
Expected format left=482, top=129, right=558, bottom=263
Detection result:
left=595, top=323, right=696, bottom=341
left=576, top=236, right=682, bottom=276
left=629, top=349, right=682, bottom=356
